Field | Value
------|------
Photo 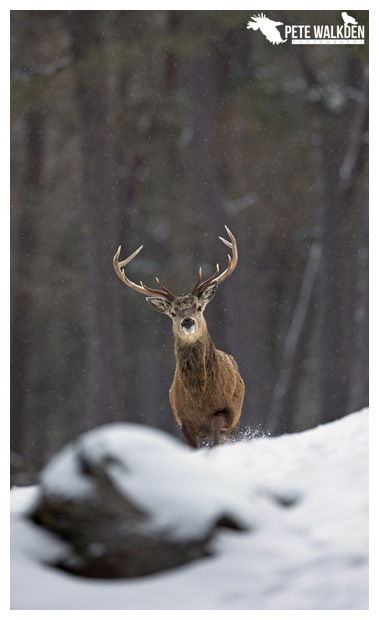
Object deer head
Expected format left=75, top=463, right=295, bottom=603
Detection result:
left=113, top=226, right=238, bottom=342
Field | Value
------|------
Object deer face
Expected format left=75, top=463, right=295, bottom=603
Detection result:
left=113, top=226, right=237, bottom=340
left=146, top=282, right=218, bottom=340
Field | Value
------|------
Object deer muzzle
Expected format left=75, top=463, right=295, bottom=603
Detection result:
left=181, top=317, right=196, bottom=335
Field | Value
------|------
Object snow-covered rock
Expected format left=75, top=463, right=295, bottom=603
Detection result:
left=11, top=409, right=369, bottom=610
left=30, top=423, right=254, bottom=578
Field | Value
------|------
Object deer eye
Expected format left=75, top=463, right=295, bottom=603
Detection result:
left=170, top=312, right=176, bottom=318
left=197, top=305, right=202, bottom=312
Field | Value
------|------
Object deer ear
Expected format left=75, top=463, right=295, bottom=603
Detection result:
left=199, top=281, right=218, bottom=306
left=146, top=297, right=172, bottom=314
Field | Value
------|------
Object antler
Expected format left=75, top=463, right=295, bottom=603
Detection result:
left=193, top=225, right=238, bottom=295
left=113, top=245, right=175, bottom=300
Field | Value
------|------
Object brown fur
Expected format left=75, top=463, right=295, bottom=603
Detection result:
left=147, top=289, right=245, bottom=448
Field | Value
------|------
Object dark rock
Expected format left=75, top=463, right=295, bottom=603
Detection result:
left=31, top=423, right=251, bottom=579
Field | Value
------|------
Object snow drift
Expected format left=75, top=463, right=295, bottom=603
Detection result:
left=10, top=409, right=369, bottom=610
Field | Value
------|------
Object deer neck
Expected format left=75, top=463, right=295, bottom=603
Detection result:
left=174, top=328, right=217, bottom=393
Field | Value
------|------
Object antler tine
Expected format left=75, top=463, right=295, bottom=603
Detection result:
left=155, top=277, right=175, bottom=300
left=196, top=264, right=220, bottom=295
left=138, top=280, right=170, bottom=297
left=191, top=267, right=203, bottom=294
left=117, top=244, right=143, bottom=268
left=113, top=245, right=173, bottom=299
left=213, top=225, right=238, bottom=286
left=193, top=226, right=238, bottom=294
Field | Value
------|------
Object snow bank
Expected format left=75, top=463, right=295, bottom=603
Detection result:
left=10, top=409, right=369, bottom=610
left=39, top=423, right=255, bottom=541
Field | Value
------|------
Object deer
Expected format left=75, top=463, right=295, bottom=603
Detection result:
left=113, top=226, right=245, bottom=448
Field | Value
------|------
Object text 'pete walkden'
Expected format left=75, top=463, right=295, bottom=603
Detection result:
left=287, top=24, right=365, bottom=44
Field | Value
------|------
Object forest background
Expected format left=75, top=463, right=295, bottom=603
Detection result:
left=10, top=9, right=369, bottom=469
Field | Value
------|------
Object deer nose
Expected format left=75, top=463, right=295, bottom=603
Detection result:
left=181, top=318, right=195, bottom=329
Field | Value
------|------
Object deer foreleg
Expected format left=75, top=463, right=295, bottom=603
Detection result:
left=212, top=414, right=225, bottom=447
left=181, top=423, right=199, bottom=449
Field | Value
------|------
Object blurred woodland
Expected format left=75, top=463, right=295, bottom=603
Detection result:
left=10, top=10, right=369, bottom=469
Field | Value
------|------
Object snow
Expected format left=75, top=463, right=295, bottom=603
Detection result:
left=10, top=409, right=369, bottom=610
left=40, top=423, right=254, bottom=540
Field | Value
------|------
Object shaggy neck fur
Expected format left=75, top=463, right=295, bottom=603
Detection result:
left=174, top=329, right=218, bottom=394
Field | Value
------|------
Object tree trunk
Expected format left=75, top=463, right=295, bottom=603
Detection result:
left=267, top=243, right=321, bottom=435
left=297, top=49, right=368, bottom=426
left=69, top=13, right=124, bottom=430
left=10, top=111, right=43, bottom=460
left=186, top=51, right=225, bottom=228
left=348, top=197, right=369, bottom=412
left=317, top=61, right=368, bottom=424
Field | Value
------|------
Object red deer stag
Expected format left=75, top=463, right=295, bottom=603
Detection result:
left=113, top=226, right=245, bottom=448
